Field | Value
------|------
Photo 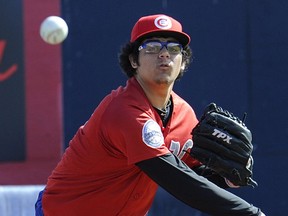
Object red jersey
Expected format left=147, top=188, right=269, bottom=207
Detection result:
left=43, top=77, right=199, bottom=216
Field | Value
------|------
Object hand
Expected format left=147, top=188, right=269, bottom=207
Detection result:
left=225, top=178, right=240, bottom=188
left=190, top=103, right=258, bottom=187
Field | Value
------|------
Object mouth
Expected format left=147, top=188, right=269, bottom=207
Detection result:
left=158, top=62, right=171, bottom=69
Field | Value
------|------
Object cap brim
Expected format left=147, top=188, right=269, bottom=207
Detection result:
left=135, top=30, right=190, bottom=47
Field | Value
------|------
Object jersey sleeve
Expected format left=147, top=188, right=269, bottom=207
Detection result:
left=101, top=104, right=170, bottom=165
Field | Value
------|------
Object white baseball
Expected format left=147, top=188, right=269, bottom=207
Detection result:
left=40, top=16, right=69, bottom=45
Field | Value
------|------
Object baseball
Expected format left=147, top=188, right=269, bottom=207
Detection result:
left=40, top=16, right=69, bottom=45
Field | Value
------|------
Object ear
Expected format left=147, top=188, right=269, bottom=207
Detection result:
left=180, top=62, right=186, bottom=71
left=129, top=55, right=138, bottom=69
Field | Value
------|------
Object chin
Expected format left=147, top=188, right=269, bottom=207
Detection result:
left=155, top=77, right=174, bottom=85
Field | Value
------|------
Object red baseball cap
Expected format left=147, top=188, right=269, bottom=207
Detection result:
left=130, top=14, right=191, bottom=47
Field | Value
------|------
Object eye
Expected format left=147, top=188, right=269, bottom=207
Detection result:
left=145, top=42, right=162, bottom=53
left=167, top=43, right=182, bottom=53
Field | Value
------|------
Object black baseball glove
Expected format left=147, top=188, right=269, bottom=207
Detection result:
left=190, top=103, right=258, bottom=187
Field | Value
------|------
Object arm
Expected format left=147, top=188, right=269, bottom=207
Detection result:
left=193, top=165, right=229, bottom=188
left=136, top=152, right=263, bottom=216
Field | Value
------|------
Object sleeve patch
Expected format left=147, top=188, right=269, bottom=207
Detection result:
left=142, top=119, right=164, bottom=149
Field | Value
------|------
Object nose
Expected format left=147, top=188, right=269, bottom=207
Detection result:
left=158, top=46, right=170, bottom=58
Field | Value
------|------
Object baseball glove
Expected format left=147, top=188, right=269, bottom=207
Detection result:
left=190, top=103, right=258, bottom=187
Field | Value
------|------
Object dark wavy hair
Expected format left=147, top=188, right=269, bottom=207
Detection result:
left=118, top=40, right=193, bottom=80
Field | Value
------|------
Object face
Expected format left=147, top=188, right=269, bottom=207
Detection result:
left=132, top=37, right=185, bottom=88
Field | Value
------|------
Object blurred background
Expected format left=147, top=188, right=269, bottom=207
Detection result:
left=1, top=0, right=287, bottom=215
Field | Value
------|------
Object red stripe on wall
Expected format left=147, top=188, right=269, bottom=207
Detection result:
left=23, top=0, right=63, bottom=161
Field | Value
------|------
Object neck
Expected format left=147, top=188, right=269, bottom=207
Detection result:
left=136, top=77, right=173, bottom=109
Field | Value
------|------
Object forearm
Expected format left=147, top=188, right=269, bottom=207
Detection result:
left=192, top=165, right=229, bottom=188
left=136, top=153, right=262, bottom=216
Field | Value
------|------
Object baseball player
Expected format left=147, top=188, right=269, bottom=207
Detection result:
left=35, top=14, right=265, bottom=216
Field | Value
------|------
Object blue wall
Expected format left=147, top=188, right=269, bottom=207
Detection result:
left=61, top=0, right=288, bottom=215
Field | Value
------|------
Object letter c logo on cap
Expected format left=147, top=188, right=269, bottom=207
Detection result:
left=154, top=16, right=172, bottom=30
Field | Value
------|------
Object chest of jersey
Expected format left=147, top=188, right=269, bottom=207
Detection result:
left=153, top=101, right=195, bottom=158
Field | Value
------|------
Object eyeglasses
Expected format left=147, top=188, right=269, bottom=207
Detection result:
left=138, top=40, right=183, bottom=54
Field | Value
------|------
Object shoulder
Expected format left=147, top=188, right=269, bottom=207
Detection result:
left=171, top=92, right=198, bottom=130
left=171, top=92, right=196, bottom=116
left=100, top=80, right=155, bottom=128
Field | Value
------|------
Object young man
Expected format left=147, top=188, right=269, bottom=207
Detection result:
left=36, top=14, right=265, bottom=215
